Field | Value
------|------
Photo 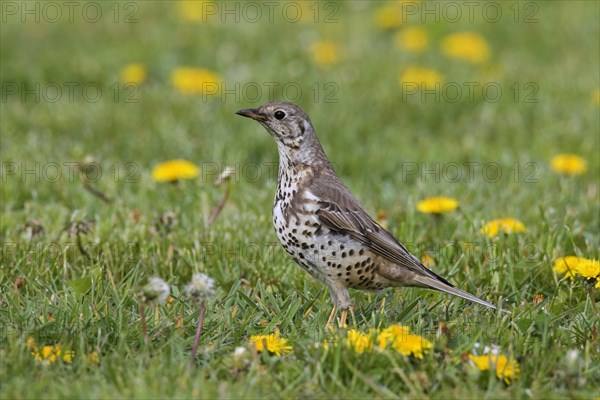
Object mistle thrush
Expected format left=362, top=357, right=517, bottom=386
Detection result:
left=236, top=101, right=506, bottom=326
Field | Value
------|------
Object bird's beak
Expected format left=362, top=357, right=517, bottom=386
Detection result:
left=235, top=108, right=267, bottom=122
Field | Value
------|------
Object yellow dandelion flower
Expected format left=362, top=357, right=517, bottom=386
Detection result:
left=399, top=66, right=444, bottom=91
left=171, top=67, right=222, bottom=95
left=151, top=160, right=199, bottom=183
left=550, top=154, right=586, bottom=176
left=32, top=345, right=60, bottom=365
left=595, top=279, right=600, bottom=289
left=592, top=89, right=600, bottom=105
left=552, top=256, right=583, bottom=280
left=346, top=329, right=374, bottom=354
left=26, top=336, right=36, bottom=349
left=481, top=218, right=527, bottom=238
left=378, top=325, right=432, bottom=358
left=323, top=335, right=339, bottom=350
left=87, top=351, right=100, bottom=365
left=310, top=41, right=340, bottom=67
left=469, top=354, right=520, bottom=384
left=374, top=4, right=403, bottom=30
left=416, top=196, right=458, bottom=214
left=377, top=324, right=410, bottom=349
left=32, top=345, right=74, bottom=365
left=376, top=210, right=388, bottom=229
left=177, top=1, right=215, bottom=22
left=576, top=259, right=600, bottom=280
left=62, top=349, right=75, bottom=363
left=468, top=353, right=490, bottom=370
left=493, top=355, right=520, bottom=384
left=394, top=27, right=428, bottom=53
left=421, top=253, right=435, bottom=267
left=441, top=32, right=490, bottom=64
left=393, top=334, right=433, bottom=359
left=120, top=63, right=147, bottom=84
left=250, top=331, right=292, bottom=356
left=532, top=293, right=544, bottom=305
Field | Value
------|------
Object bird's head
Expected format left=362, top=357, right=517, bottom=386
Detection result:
left=236, top=101, right=317, bottom=151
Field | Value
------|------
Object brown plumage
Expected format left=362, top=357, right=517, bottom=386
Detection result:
left=236, top=101, right=507, bottom=326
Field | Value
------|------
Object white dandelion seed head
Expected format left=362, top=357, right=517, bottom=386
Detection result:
left=483, top=344, right=501, bottom=356
left=139, top=277, right=170, bottom=305
left=565, top=349, right=580, bottom=367
left=232, top=346, right=251, bottom=370
left=566, top=349, right=579, bottom=361
left=234, top=346, right=247, bottom=358
left=185, top=273, right=215, bottom=303
left=214, top=166, right=237, bottom=186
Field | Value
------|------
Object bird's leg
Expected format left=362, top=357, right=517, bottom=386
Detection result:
left=339, top=308, right=348, bottom=328
left=327, top=285, right=352, bottom=329
left=326, top=305, right=337, bottom=331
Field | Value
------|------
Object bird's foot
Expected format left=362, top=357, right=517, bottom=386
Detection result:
left=326, top=306, right=353, bottom=331
left=339, top=308, right=348, bottom=328
left=325, top=305, right=337, bottom=332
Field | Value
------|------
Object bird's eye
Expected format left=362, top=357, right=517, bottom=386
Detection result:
left=274, top=110, right=286, bottom=120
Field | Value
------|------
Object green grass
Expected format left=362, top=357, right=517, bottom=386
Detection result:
left=1, top=1, right=599, bottom=398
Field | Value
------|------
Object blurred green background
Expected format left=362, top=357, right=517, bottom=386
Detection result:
left=1, top=1, right=599, bottom=398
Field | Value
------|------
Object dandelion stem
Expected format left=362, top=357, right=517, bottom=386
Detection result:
left=189, top=301, right=206, bottom=366
left=205, top=185, right=230, bottom=229
left=139, top=303, right=148, bottom=343
left=82, top=181, right=111, bottom=203
left=76, top=233, right=90, bottom=259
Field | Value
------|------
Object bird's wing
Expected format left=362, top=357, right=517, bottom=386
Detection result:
left=317, top=198, right=446, bottom=281
left=310, top=178, right=444, bottom=282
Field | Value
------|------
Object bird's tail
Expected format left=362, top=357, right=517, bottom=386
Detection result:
left=413, top=275, right=510, bottom=314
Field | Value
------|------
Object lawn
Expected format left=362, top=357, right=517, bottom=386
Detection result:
left=1, top=1, right=599, bottom=398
